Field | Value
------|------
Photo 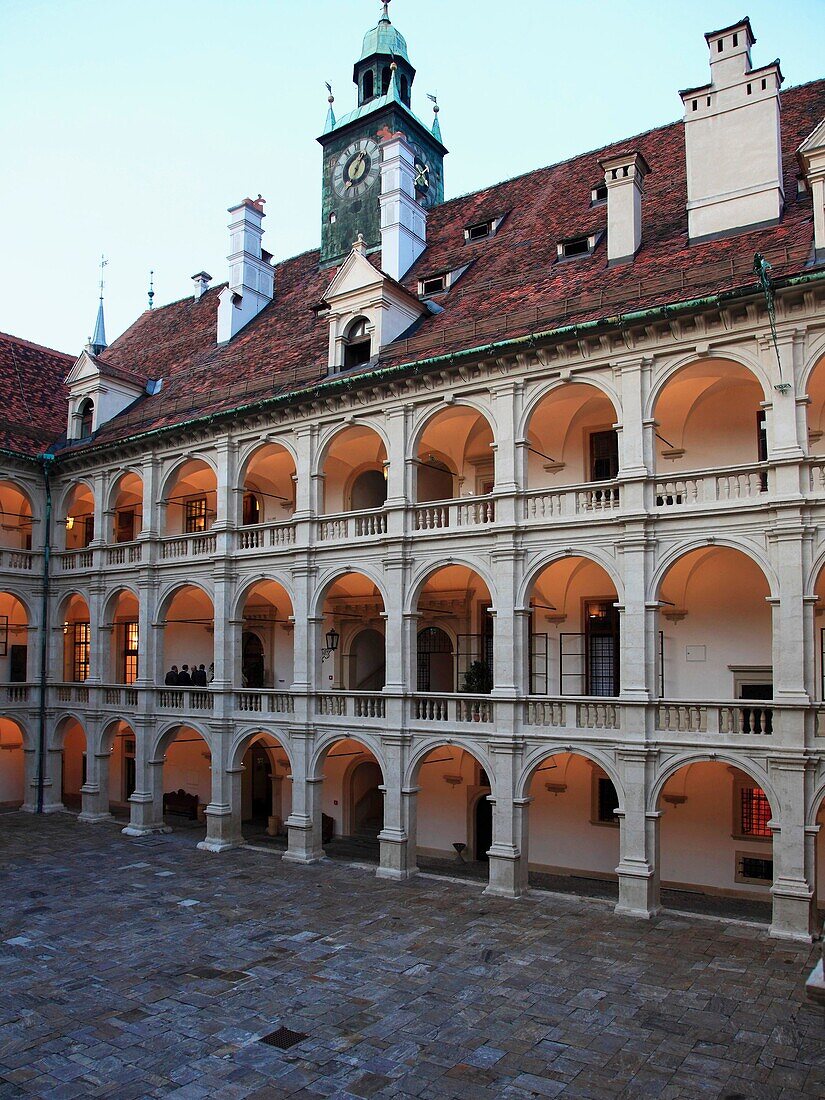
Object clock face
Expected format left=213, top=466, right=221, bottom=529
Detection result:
left=411, top=147, right=431, bottom=198
left=333, top=139, right=381, bottom=199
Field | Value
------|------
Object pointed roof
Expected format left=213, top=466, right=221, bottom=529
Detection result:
left=90, top=298, right=107, bottom=356
left=359, top=3, right=410, bottom=64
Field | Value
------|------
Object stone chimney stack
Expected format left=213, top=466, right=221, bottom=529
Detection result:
left=379, top=131, right=427, bottom=281
left=192, top=271, right=212, bottom=300
left=599, top=151, right=650, bottom=264
left=216, top=196, right=274, bottom=343
left=680, top=18, right=784, bottom=242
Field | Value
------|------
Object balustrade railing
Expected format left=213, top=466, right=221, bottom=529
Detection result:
left=1, top=684, right=31, bottom=705
left=655, top=463, right=768, bottom=509
left=414, top=496, right=496, bottom=533
left=411, top=694, right=494, bottom=724
left=236, top=522, right=296, bottom=551
left=522, top=481, right=620, bottom=521
left=159, top=532, right=217, bottom=561
left=314, top=692, right=386, bottom=718
left=57, top=549, right=94, bottom=571
left=0, top=548, right=35, bottom=571
left=106, top=542, right=143, bottom=566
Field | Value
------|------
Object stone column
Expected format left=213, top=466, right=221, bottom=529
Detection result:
left=615, top=749, right=661, bottom=918
left=21, top=747, right=39, bottom=813
left=382, top=554, right=409, bottom=694
left=616, top=531, right=655, bottom=701
left=384, top=404, right=410, bottom=539
left=769, top=755, right=815, bottom=941
left=267, top=773, right=283, bottom=836
left=86, top=579, right=106, bottom=684
left=122, top=719, right=168, bottom=836
left=377, top=735, right=417, bottom=879
left=491, top=548, right=524, bottom=706
left=140, top=454, right=161, bottom=539
left=768, top=524, right=811, bottom=704
left=490, top=379, right=523, bottom=526
left=199, top=767, right=244, bottom=853
left=89, top=470, right=107, bottom=551
left=615, top=356, right=651, bottom=514
left=137, top=578, right=160, bottom=687
left=484, top=745, right=527, bottom=899
left=284, top=730, right=325, bottom=864
left=290, top=565, right=316, bottom=696
left=79, top=742, right=113, bottom=824
left=44, top=746, right=65, bottom=813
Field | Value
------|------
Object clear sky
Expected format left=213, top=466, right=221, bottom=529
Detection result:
left=1, top=0, right=824, bottom=354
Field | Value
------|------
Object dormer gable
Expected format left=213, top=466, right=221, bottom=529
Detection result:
left=798, top=116, right=825, bottom=262
left=64, top=349, right=146, bottom=441
left=323, top=236, right=425, bottom=375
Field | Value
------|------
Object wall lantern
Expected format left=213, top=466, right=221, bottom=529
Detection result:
left=65, top=516, right=75, bottom=531
left=321, top=627, right=340, bottom=662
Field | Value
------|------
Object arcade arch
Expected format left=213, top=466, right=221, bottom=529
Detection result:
left=414, top=405, right=494, bottom=503
left=63, top=482, right=95, bottom=550
left=109, top=471, right=143, bottom=542
left=240, top=443, right=296, bottom=526
left=525, top=382, right=620, bottom=491
left=159, top=585, right=214, bottom=685
left=237, top=579, right=294, bottom=689
left=414, top=565, right=493, bottom=694
left=161, top=459, right=217, bottom=536
left=0, top=591, right=29, bottom=683
left=319, top=573, right=385, bottom=689
left=0, top=480, right=33, bottom=550
left=320, top=424, right=387, bottom=514
left=0, top=717, right=27, bottom=808
left=60, top=593, right=91, bottom=682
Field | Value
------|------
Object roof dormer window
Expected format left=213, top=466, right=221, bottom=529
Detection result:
left=343, top=316, right=372, bottom=371
left=466, top=221, right=493, bottom=242
left=556, top=232, right=600, bottom=261
left=590, top=183, right=608, bottom=205
left=420, top=275, right=446, bottom=297
left=78, top=398, right=94, bottom=440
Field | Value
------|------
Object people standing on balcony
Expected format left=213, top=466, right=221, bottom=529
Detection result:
left=164, top=665, right=179, bottom=686
left=192, top=664, right=208, bottom=687
left=178, top=664, right=192, bottom=686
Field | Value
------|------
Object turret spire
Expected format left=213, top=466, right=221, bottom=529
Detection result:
left=89, top=254, right=108, bottom=356
left=380, top=1, right=391, bottom=24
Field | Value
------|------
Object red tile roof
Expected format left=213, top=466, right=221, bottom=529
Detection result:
left=8, top=79, right=825, bottom=457
left=0, top=332, right=73, bottom=457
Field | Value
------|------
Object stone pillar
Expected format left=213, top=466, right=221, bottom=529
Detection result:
left=769, top=756, right=815, bottom=941
left=377, top=735, right=416, bottom=879
left=490, top=548, right=524, bottom=706
left=199, top=767, right=244, bottom=853
left=384, top=404, right=410, bottom=538
left=484, top=746, right=527, bottom=899
left=79, top=748, right=113, bottom=824
left=382, top=555, right=409, bottom=694
left=122, top=720, right=168, bottom=836
left=615, top=749, right=661, bottom=918
left=490, top=379, right=522, bottom=526
left=21, top=747, right=39, bottom=813
left=89, top=471, right=107, bottom=550
left=267, top=773, right=283, bottom=836
left=290, top=565, right=316, bottom=695
left=86, top=579, right=106, bottom=684
left=137, top=578, right=160, bottom=687
left=769, top=525, right=811, bottom=703
left=616, top=532, right=655, bottom=701
left=211, top=560, right=236, bottom=695
left=284, top=731, right=325, bottom=864
left=140, top=454, right=160, bottom=539
left=44, top=746, right=65, bottom=813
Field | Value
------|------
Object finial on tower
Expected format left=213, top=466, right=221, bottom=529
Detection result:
left=381, top=1, right=391, bottom=24
left=427, top=93, right=442, bottom=141
left=89, top=254, right=108, bottom=356
left=148, top=269, right=155, bottom=310
left=324, top=81, right=336, bottom=133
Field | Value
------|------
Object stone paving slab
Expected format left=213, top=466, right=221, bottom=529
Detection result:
left=0, top=813, right=822, bottom=1099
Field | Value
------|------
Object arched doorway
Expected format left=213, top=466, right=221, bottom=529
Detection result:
left=525, top=382, right=620, bottom=492
left=524, top=752, right=621, bottom=899
left=58, top=717, right=87, bottom=811
left=236, top=733, right=291, bottom=844
left=242, top=633, right=265, bottom=688
left=102, top=719, right=138, bottom=816
left=350, top=468, right=387, bottom=511
left=474, top=791, right=493, bottom=863
left=320, top=425, right=387, bottom=515
left=657, top=761, right=774, bottom=920
left=0, top=718, right=26, bottom=809
left=350, top=760, right=384, bottom=838
left=417, top=626, right=454, bottom=692
left=0, top=592, right=29, bottom=684
left=412, top=745, right=493, bottom=877
left=347, top=628, right=386, bottom=690
left=414, top=405, right=495, bottom=503
left=159, top=725, right=211, bottom=834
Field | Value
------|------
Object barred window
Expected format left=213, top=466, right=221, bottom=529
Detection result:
left=123, top=621, right=139, bottom=685
left=72, top=622, right=91, bottom=682
left=184, top=497, right=208, bottom=534
left=741, top=787, right=771, bottom=837
left=596, top=776, right=619, bottom=825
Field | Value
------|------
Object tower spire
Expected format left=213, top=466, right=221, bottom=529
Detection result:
left=89, top=254, right=108, bottom=356
left=380, top=1, right=391, bottom=24
left=324, top=82, right=336, bottom=134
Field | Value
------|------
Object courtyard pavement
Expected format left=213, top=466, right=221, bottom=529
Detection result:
left=0, top=812, right=823, bottom=1100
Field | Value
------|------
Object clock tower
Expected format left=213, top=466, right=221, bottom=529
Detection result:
left=319, top=1, right=447, bottom=267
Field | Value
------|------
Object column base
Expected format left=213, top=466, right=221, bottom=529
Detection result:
left=377, top=833, right=417, bottom=880
left=770, top=881, right=814, bottom=942
left=284, top=816, right=325, bottom=865
left=41, top=802, right=67, bottom=815
left=121, top=823, right=172, bottom=837
left=197, top=838, right=243, bottom=854
left=483, top=848, right=528, bottom=899
left=78, top=811, right=114, bottom=825
left=282, top=849, right=327, bottom=866
left=615, top=863, right=661, bottom=919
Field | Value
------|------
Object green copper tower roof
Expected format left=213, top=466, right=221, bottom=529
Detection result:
left=359, top=4, right=410, bottom=63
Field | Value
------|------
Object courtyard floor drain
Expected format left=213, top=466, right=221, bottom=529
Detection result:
left=259, top=1026, right=308, bottom=1050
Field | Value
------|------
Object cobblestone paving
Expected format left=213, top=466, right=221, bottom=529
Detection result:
left=1, top=813, right=823, bottom=1099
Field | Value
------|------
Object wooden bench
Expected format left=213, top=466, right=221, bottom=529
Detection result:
left=163, top=789, right=199, bottom=820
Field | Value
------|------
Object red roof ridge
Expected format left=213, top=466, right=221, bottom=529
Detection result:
left=0, top=329, right=74, bottom=361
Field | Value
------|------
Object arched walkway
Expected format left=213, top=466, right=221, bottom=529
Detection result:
left=60, top=594, right=91, bottom=682
left=101, top=719, right=138, bottom=815
left=0, top=591, right=29, bottom=683
left=161, top=459, right=217, bottom=536
left=657, top=546, right=771, bottom=704
left=657, top=760, right=774, bottom=920
left=238, top=580, right=294, bottom=689
left=527, top=556, right=620, bottom=697
left=159, top=585, right=214, bottom=686
left=523, top=751, right=621, bottom=899
left=411, top=744, right=493, bottom=875
left=413, top=405, right=494, bottom=503
left=525, top=382, right=620, bottom=491
left=0, top=717, right=27, bottom=808
left=414, top=565, right=493, bottom=695
left=240, top=443, right=296, bottom=525
left=55, top=716, right=87, bottom=811
left=318, top=574, right=385, bottom=690
left=104, top=589, right=140, bottom=684
left=652, top=357, right=768, bottom=477
left=158, top=725, right=212, bottom=836
left=62, top=483, right=95, bottom=550
left=320, top=424, right=387, bottom=514
left=108, top=471, right=143, bottom=542
left=0, top=480, right=33, bottom=550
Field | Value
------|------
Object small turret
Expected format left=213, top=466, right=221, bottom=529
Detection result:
left=89, top=255, right=108, bottom=356
left=354, top=0, right=415, bottom=108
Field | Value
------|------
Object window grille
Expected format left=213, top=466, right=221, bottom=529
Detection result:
left=123, top=622, right=139, bottom=685
left=72, top=622, right=91, bottom=682
left=185, top=497, right=208, bottom=534
left=740, top=787, right=771, bottom=837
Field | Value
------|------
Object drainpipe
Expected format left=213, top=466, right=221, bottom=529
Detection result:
left=36, top=453, right=54, bottom=814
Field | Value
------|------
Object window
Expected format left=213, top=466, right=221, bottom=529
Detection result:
left=585, top=600, right=620, bottom=696
left=122, top=621, right=139, bottom=685
left=184, top=497, right=208, bottom=534
left=589, top=429, right=619, bottom=482
left=740, top=786, right=772, bottom=837
left=242, top=492, right=261, bottom=526
left=736, top=853, right=773, bottom=885
left=466, top=221, right=493, bottom=242
left=78, top=399, right=94, bottom=439
left=595, top=775, right=619, bottom=825
left=115, top=509, right=136, bottom=543
left=362, top=70, right=374, bottom=101
left=591, top=183, right=608, bottom=205
left=343, top=317, right=371, bottom=371
left=400, top=75, right=409, bottom=103
left=381, top=66, right=391, bottom=94
left=557, top=235, right=594, bottom=260
left=420, top=276, right=446, bottom=297
left=72, top=622, right=91, bottom=682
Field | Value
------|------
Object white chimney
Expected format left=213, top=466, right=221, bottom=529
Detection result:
left=216, top=196, right=274, bottom=342
left=379, top=131, right=427, bottom=281
left=192, top=271, right=212, bottom=300
left=680, top=18, right=784, bottom=242
left=599, top=151, right=650, bottom=264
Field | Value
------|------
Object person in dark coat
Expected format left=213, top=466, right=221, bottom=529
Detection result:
left=164, top=665, right=179, bottom=686
left=177, top=664, right=192, bottom=686
left=192, top=664, right=208, bottom=687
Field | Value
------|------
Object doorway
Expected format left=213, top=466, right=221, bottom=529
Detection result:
left=242, top=632, right=265, bottom=688
left=474, top=795, right=492, bottom=862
